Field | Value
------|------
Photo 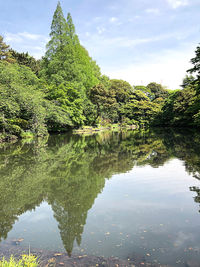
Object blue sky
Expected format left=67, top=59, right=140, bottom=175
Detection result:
left=0, top=0, right=199, bottom=89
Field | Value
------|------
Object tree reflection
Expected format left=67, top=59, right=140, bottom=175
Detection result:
left=0, top=129, right=200, bottom=254
left=190, top=187, right=200, bottom=212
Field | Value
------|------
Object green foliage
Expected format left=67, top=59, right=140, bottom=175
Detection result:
left=89, top=83, right=118, bottom=123
left=40, top=3, right=100, bottom=91
left=0, top=255, right=38, bottom=267
left=181, top=75, right=196, bottom=88
left=40, top=2, right=76, bottom=83
left=153, top=90, right=180, bottom=126
left=39, top=2, right=101, bottom=127
left=43, top=100, right=72, bottom=132
left=89, top=80, right=162, bottom=126
left=134, top=85, right=154, bottom=100
left=0, top=61, right=47, bottom=136
left=0, top=60, right=74, bottom=137
left=110, top=79, right=132, bottom=103
left=82, top=99, right=97, bottom=126
left=187, top=43, right=200, bottom=80
left=121, top=89, right=161, bottom=126
left=146, top=82, right=169, bottom=100
left=46, top=82, right=85, bottom=126
left=0, top=36, right=15, bottom=63
left=3, top=2, right=200, bottom=135
left=151, top=41, right=200, bottom=129
left=154, top=80, right=200, bottom=127
left=10, top=50, right=40, bottom=75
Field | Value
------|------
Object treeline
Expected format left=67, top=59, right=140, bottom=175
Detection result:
left=0, top=1, right=200, bottom=139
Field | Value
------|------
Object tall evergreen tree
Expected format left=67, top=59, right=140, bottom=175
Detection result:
left=40, top=3, right=80, bottom=84
left=66, top=13, right=79, bottom=45
left=40, top=2, right=101, bottom=127
left=0, top=36, right=15, bottom=63
left=46, top=1, right=68, bottom=59
left=40, top=2, right=100, bottom=88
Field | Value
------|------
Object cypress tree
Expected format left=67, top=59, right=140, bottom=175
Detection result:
left=40, top=2, right=101, bottom=126
left=46, top=1, right=68, bottom=59
left=66, top=13, right=79, bottom=45
left=41, top=2, right=79, bottom=84
left=41, top=1, right=101, bottom=87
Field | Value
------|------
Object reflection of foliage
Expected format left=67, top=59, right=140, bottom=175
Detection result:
left=1, top=129, right=200, bottom=254
left=190, top=187, right=200, bottom=212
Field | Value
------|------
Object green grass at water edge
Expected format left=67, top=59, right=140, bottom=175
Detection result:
left=0, top=255, right=39, bottom=267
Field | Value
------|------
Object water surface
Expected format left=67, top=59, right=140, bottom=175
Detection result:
left=0, top=129, right=200, bottom=266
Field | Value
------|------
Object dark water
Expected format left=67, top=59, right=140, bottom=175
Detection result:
left=1, top=129, right=200, bottom=266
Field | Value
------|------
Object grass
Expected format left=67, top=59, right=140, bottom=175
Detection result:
left=0, top=254, right=39, bottom=267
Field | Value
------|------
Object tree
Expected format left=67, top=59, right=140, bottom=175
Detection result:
left=120, top=90, right=161, bottom=126
left=46, top=82, right=86, bottom=126
left=41, top=2, right=100, bottom=90
left=39, top=2, right=102, bottom=127
left=0, top=61, right=46, bottom=136
left=89, top=84, right=118, bottom=123
left=154, top=86, right=199, bottom=127
left=110, top=79, right=132, bottom=103
left=10, top=49, right=40, bottom=75
left=66, top=13, right=79, bottom=45
left=181, top=75, right=196, bottom=88
left=40, top=2, right=70, bottom=83
left=0, top=60, right=73, bottom=136
left=187, top=44, right=200, bottom=95
left=187, top=44, right=200, bottom=80
left=107, top=79, right=133, bottom=122
left=46, top=1, right=68, bottom=59
left=0, top=36, right=15, bottom=63
left=134, top=85, right=154, bottom=100
left=147, top=82, right=169, bottom=100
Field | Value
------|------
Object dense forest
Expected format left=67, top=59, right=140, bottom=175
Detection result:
left=1, top=1, right=200, bottom=141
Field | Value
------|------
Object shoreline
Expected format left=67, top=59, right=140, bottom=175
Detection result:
left=0, top=242, right=157, bottom=267
left=73, top=124, right=138, bottom=134
left=0, top=125, right=138, bottom=143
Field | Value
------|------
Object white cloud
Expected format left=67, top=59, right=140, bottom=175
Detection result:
left=104, top=45, right=196, bottom=89
left=94, top=16, right=102, bottom=21
left=116, top=34, right=172, bottom=47
left=108, top=4, right=118, bottom=10
left=81, top=28, right=197, bottom=90
left=83, top=32, right=180, bottom=51
left=4, top=32, right=49, bottom=43
left=4, top=32, right=49, bottom=59
left=96, top=26, right=106, bottom=35
left=4, top=33, right=22, bottom=43
left=19, top=32, right=44, bottom=41
left=166, top=0, right=189, bottom=9
left=145, top=8, right=160, bottom=14
left=110, top=17, right=118, bottom=23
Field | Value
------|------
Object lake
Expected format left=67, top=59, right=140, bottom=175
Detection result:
left=0, top=129, right=200, bottom=266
